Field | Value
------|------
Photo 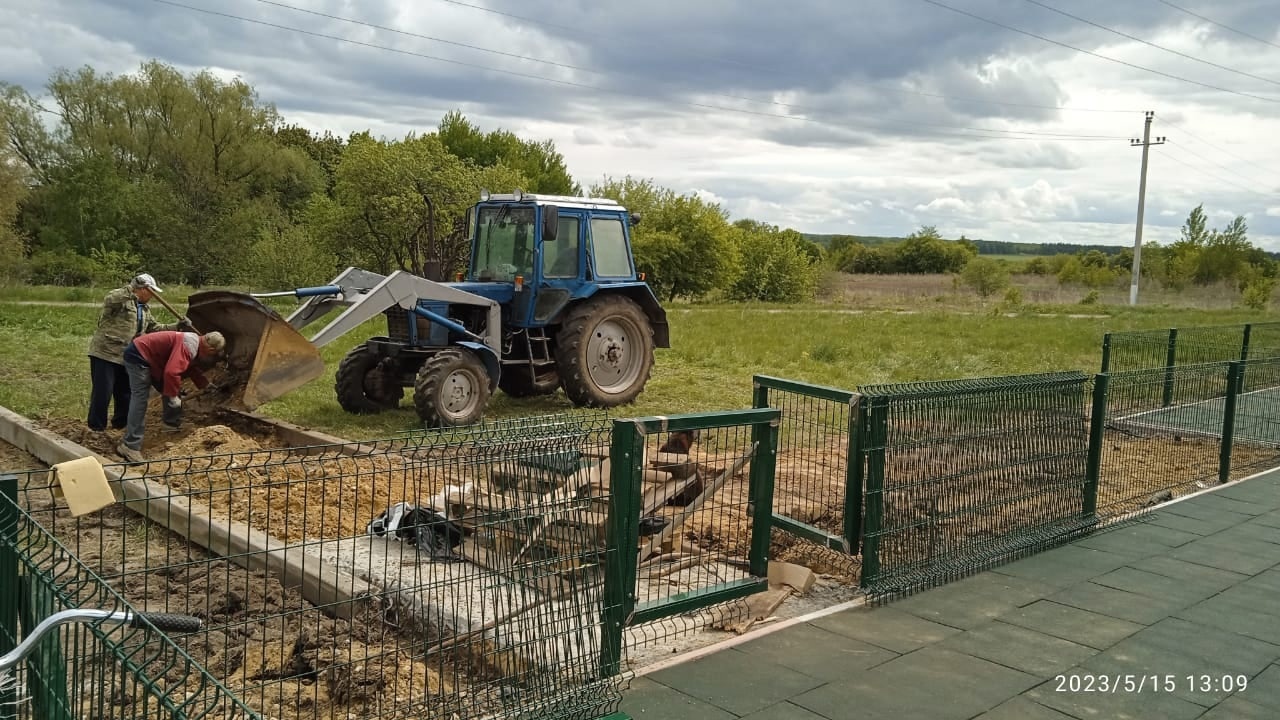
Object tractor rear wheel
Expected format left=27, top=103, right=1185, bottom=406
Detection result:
left=555, top=295, right=655, bottom=408
left=335, top=343, right=404, bottom=414
left=498, top=366, right=561, bottom=398
left=414, top=348, right=491, bottom=427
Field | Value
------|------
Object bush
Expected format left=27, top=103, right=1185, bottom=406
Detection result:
left=1242, top=276, right=1277, bottom=310
left=237, top=224, right=340, bottom=290
left=959, top=257, right=1011, bottom=297
left=88, top=245, right=144, bottom=287
left=26, top=249, right=97, bottom=286
left=1081, top=290, right=1100, bottom=305
left=725, top=225, right=820, bottom=303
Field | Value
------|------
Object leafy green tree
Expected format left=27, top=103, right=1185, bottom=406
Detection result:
left=725, top=219, right=820, bottom=302
left=439, top=110, right=577, bottom=195
left=0, top=98, right=29, bottom=278
left=590, top=175, right=740, bottom=300
left=314, top=131, right=527, bottom=278
left=6, top=61, right=327, bottom=284
left=889, top=226, right=976, bottom=274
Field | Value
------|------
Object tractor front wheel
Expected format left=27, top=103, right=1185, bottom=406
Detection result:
left=555, top=295, right=655, bottom=408
left=414, top=348, right=492, bottom=427
left=335, top=343, right=404, bottom=414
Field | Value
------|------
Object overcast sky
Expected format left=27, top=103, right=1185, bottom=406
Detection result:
left=4, top=0, right=1280, bottom=248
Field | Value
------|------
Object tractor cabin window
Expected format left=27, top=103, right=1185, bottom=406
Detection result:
left=472, top=206, right=537, bottom=281
left=543, top=216, right=581, bottom=278
left=589, top=217, right=633, bottom=277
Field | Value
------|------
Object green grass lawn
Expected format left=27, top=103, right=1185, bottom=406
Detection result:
left=1, top=290, right=1274, bottom=440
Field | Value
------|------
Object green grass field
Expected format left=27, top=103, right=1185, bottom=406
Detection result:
left=1, top=279, right=1274, bottom=440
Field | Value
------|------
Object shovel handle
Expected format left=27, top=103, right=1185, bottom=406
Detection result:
left=150, top=292, right=196, bottom=331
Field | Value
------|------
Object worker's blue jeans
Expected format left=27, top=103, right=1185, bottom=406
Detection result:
left=121, top=360, right=182, bottom=451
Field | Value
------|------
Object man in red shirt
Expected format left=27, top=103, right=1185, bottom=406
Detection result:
left=117, top=330, right=226, bottom=463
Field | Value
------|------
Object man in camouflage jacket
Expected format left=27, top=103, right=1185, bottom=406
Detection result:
left=86, top=273, right=191, bottom=432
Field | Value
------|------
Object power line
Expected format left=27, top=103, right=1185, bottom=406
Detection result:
left=251, top=0, right=1137, bottom=131
left=1159, top=119, right=1280, bottom=183
left=420, top=0, right=1144, bottom=115
left=1020, top=0, right=1280, bottom=88
left=1155, top=0, right=1280, bottom=52
left=917, top=0, right=1280, bottom=104
left=250, top=0, right=592, bottom=74
left=152, top=0, right=1128, bottom=143
left=1166, top=140, right=1278, bottom=191
left=1156, top=147, right=1272, bottom=198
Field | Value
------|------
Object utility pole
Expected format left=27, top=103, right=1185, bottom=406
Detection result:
left=1129, top=111, right=1166, bottom=306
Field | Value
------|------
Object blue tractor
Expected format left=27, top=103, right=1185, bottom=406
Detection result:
left=186, top=190, right=670, bottom=427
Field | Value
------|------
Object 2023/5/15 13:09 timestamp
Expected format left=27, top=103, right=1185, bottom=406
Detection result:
left=1055, top=674, right=1249, bottom=693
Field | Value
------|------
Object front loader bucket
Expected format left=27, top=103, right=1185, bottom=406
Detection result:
left=187, top=290, right=325, bottom=409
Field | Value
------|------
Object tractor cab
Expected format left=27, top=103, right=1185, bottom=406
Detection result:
left=463, top=190, right=643, bottom=330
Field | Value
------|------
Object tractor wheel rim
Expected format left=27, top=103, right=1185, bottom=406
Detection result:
left=585, top=316, right=643, bottom=394
left=441, top=369, right=478, bottom=417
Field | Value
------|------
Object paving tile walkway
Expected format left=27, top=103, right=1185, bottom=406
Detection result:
left=619, top=470, right=1280, bottom=719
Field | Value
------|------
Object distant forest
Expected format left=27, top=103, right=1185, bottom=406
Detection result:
left=804, top=234, right=1280, bottom=261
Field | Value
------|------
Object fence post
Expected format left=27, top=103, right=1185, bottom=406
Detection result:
left=749, top=378, right=769, bottom=506
left=600, top=420, right=643, bottom=680
left=0, top=476, right=17, bottom=720
left=1162, top=329, right=1178, bottom=407
left=843, top=394, right=865, bottom=557
left=1100, top=333, right=1112, bottom=373
left=1240, top=324, right=1253, bottom=394
left=748, top=414, right=779, bottom=578
left=859, top=397, right=889, bottom=589
left=1083, top=374, right=1109, bottom=522
left=1219, top=362, right=1243, bottom=485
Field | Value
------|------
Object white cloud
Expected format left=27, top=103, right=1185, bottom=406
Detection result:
left=3, top=0, right=1280, bottom=247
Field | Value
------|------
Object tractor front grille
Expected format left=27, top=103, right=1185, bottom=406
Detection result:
left=384, top=308, right=431, bottom=343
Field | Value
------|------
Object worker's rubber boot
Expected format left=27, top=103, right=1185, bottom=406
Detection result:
left=116, top=442, right=146, bottom=465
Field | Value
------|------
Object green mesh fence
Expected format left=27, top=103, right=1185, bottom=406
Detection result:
left=6, top=414, right=629, bottom=720
left=856, top=371, right=1094, bottom=597
left=0, top=475, right=261, bottom=720
left=750, top=376, right=860, bottom=583
left=1100, top=321, right=1280, bottom=374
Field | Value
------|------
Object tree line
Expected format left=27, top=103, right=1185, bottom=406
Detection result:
left=0, top=60, right=822, bottom=303
left=2, top=60, right=1273, bottom=307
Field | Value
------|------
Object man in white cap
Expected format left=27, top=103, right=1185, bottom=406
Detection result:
left=117, top=329, right=225, bottom=463
left=86, top=273, right=193, bottom=436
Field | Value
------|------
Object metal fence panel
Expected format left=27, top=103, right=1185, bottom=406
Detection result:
left=0, top=475, right=261, bottom=720
left=609, top=410, right=779, bottom=658
left=856, top=371, right=1093, bottom=596
left=751, top=376, right=860, bottom=581
left=9, top=415, right=629, bottom=720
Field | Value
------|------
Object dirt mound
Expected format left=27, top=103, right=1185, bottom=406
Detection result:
left=158, top=424, right=264, bottom=457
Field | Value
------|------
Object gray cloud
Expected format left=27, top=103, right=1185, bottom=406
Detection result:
left=3, top=0, right=1279, bottom=248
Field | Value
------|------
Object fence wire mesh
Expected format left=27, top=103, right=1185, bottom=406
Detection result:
left=1099, top=363, right=1239, bottom=513
left=1228, top=358, right=1280, bottom=478
left=8, top=414, right=629, bottom=720
left=857, top=372, right=1093, bottom=596
left=0, top=479, right=260, bottom=720
left=752, top=377, right=860, bottom=583
left=1101, top=321, right=1280, bottom=374
left=626, top=423, right=759, bottom=652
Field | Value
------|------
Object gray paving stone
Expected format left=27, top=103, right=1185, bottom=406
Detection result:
left=937, top=619, right=1098, bottom=677
left=619, top=676, right=739, bottom=720
left=646, top=648, right=825, bottom=717
left=892, top=572, right=1053, bottom=629
left=809, top=606, right=961, bottom=654
left=1000, top=600, right=1144, bottom=650
left=791, top=647, right=1038, bottom=720
left=734, top=622, right=898, bottom=680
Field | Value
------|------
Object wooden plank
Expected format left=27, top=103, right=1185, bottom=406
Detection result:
left=636, top=449, right=754, bottom=563
left=0, top=405, right=378, bottom=620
